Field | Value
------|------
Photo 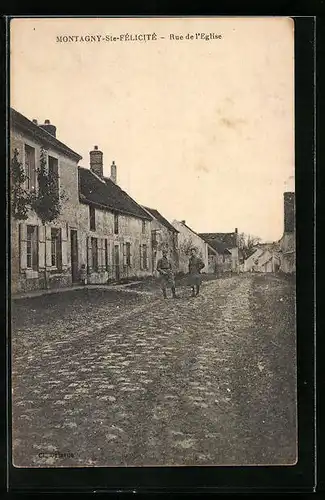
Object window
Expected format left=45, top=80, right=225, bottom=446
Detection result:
left=114, top=214, right=119, bottom=234
left=104, top=239, right=109, bottom=270
left=89, top=205, right=96, bottom=231
left=26, top=225, right=38, bottom=270
left=48, top=156, right=59, bottom=197
left=142, top=220, right=146, bottom=234
left=91, top=237, right=98, bottom=271
left=141, top=243, right=148, bottom=270
left=126, top=242, right=131, bottom=266
left=24, top=144, right=36, bottom=191
left=51, top=228, right=62, bottom=269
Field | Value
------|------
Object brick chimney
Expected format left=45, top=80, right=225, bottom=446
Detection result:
left=110, top=161, right=117, bottom=184
left=234, top=227, right=239, bottom=246
left=90, top=146, right=103, bottom=178
left=284, top=192, right=295, bottom=233
left=39, top=119, right=56, bottom=137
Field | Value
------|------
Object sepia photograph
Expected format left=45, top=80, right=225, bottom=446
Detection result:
left=9, top=16, right=296, bottom=468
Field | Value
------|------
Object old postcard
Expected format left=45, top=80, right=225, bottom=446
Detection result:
left=10, top=16, right=296, bottom=468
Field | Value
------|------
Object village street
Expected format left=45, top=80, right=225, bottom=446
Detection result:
left=11, top=274, right=297, bottom=467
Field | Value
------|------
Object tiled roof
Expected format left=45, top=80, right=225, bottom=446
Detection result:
left=10, top=108, right=82, bottom=162
left=142, top=207, right=179, bottom=233
left=199, top=232, right=237, bottom=248
left=78, top=167, right=152, bottom=220
left=205, top=239, right=232, bottom=254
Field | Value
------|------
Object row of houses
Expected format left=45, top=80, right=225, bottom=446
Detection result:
left=10, top=108, right=242, bottom=294
left=237, top=192, right=295, bottom=275
left=10, top=108, right=295, bottom=294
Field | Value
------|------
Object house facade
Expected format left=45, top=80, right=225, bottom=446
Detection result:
left=244, top=247, right=280, bottom=273
left=141, top=206, right=179, bottom=276
left=279, top=192, right=295, bottom=274
left=77, top=148, right=153, bottom=283
left=199, top=236, right=232, bottom=275
left=10, top=109, right=83, bottom=293
left=198, top=229, right=240, bottom=273
left=10, top=109, right=154, bottom=294
left=172, top=220, right=210, bottom=274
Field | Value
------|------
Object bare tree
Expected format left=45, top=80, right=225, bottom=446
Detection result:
left=238, top=232, right=262, bottom=259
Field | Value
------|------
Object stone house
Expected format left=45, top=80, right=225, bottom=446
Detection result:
left=78, top=147, right=153, bottom=283
left=244, top=246, right=280, bottom=273
left=198, top=229, right=240, bottom=273
left=10, top=108, right=83, bottom=293
left=141, top=206, right=179, bottom=276
left=279, top=192, right=295, bottom=274
left=171, top=220, right=212, bottom=274
left=198, top=235, right=232, bottom=274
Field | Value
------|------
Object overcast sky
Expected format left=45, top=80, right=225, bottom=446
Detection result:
left=11, top=17, right=294, bottom=242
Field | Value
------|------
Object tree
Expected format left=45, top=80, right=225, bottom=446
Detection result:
left=11, top=148, right=32, bottom=220
left=30, top=147, right=66, bottom=225
left=179, top=236, right=202, bottom=258
left=238, top=232, right=262, bottom=260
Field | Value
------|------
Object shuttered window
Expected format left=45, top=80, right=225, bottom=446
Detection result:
left=51, top=228, right=62, bottom=269
left=105, top=239, right=109, bottom=270
left=126, top=242, right=131, bottom=266
left=48, top=156, right=59, bottom=198
left=26, top=225, right=38, bottom=270
left=24, top=144, right=36, bottom=192
left=89, top=206, right=96, bottom=231
left=114, top=214, right=119, bottom=234
left=91, top=237, right=98, bottom=271
left=141, top=244, right=148, bottom=270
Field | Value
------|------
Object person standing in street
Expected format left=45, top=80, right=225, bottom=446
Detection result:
left=188, top=247, right=205, bottom=297
left=157, top=249, right=178, bottom=299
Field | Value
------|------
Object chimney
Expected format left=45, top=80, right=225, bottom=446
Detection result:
left=110, top=161, right=117, bottom=184
left=235, top=228, right=238, bottom=234
left=39, top=119, right=57, bottom=137
left=32, top=119, right=38, bottom=125
left=284, top=192, right=295, bottom=233
left=181, top=220, right=186, bottom=224
left=90, top=145, right=103, bottom=178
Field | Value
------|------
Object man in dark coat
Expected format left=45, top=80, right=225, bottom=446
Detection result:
left=157, top=249, right=177, bottom=299
left=188, top=248, right=205, bottom=297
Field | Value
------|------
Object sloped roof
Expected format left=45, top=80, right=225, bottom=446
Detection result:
left=205, top=239, right=231, bottom=255
left=78, top=167, right=152, bottom=220
left=142, top=207, right=179, bottom=233
left=199, top=232, right=237, bottom=249
left=10, top=108, right=82, bottom=162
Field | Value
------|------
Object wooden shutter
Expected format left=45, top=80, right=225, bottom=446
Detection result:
left=123, top=243, right=127, bottom=266
left=101, top=239, right=106, bottom=271
left=19, top=223, right=27, bottom=270
left=87, top=236, right=92, bottom=270
left=38, top=225, right=46, bottom=269
left=61, top=226, right=68, bottom=269
left=129, top=243, right=133, bottom=268
left=139, top=244, right=143, bottom=270
left=144, top=244, right=149, bottom=270
left=45, top=225, right=52, bottom=268
left=99, top=238, right=105, bottom=270
left=97, top=238, right=102, bottom=269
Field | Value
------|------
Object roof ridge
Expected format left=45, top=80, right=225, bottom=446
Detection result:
left=11, top=108, right=82, bottom=161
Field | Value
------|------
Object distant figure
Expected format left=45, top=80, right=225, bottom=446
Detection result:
left=188, top=248, right=205, bottom=297
left=157, top=249, right=177, bottom=299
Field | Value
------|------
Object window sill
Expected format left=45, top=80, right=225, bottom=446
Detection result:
left=24, top=269, right=39, bottom=279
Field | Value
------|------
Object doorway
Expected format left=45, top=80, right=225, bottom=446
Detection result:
left=70, top=230, right=78, bottom=283
left=114, top=244, right=120, bottom=281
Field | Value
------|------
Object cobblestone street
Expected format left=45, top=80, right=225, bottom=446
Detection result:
left=11, top=274, right=297, bottom=467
